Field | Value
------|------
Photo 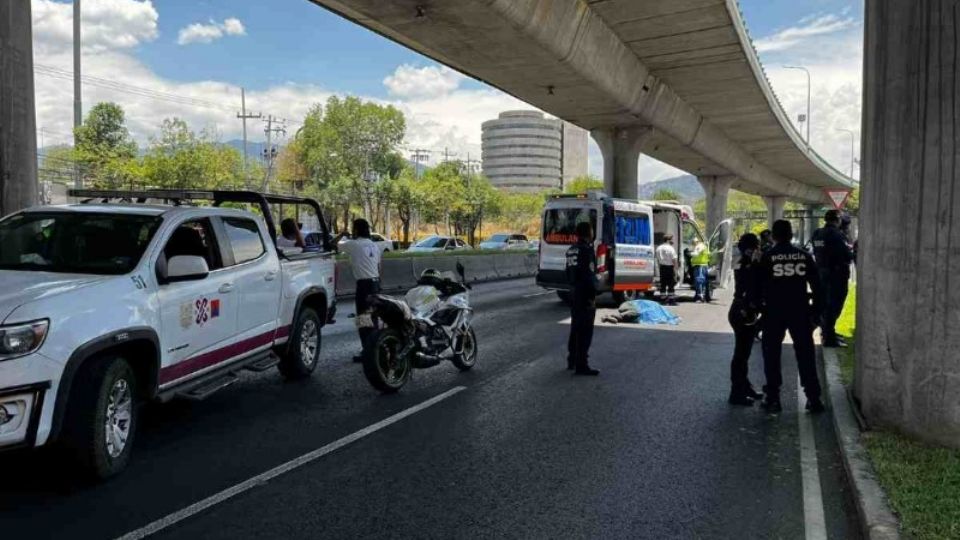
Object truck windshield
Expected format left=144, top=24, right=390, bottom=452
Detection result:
left=0, top=212, right=162, bottom=275
left=543, top=208, right=597, bottom=244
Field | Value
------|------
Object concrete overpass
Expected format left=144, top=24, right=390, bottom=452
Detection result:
left=309, top=0, right=855, bottom=230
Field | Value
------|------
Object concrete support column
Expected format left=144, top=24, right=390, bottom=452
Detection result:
left=0, top=1, right=39, bottom=215
left=856, top=0, right=960, bottom=447
left=590, top=126, right=651, bottom=199
left=803, top=204, right=821, bottom=245
left=763, top=196, right=786, bottom=229
left=696, top=175, right=735, bottom=234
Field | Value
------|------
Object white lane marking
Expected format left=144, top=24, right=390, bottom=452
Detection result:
left=797, top=375, right=827, bottom=540
left=521, top=290, right=555, bottom=298
left=116, top=386, right=467, bottom=540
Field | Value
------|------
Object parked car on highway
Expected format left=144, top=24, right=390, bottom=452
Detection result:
left=0, top=189, right=337, bottom=480
left=479, top=233, right=529, bottom=250
left=406, top=235, right=470, bottom=253
left=528, top=239, right=540, bottom=251
left=337, top=232, right=394, bottom=254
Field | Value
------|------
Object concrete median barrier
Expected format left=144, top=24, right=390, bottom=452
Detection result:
left=380, top=258, right=417, bottom=293
left=493, top=253, right=527, bottom=279
left=336, top=252, right=536, bottom=298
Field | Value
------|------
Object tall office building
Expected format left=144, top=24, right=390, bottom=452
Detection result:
left=481, top=110, right=587, bottom=192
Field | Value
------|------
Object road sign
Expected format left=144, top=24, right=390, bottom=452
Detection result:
left=823, top=188, right=852, bottom=209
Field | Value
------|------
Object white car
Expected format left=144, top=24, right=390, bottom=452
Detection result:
left=337, top=232, right=394, bottom=254
left=0, top=189, right=337, bottom=479
left=479, top=233, right=529, bottom=250
left=406, top=235, right=470, bottom=253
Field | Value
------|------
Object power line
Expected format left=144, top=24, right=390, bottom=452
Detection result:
left=34, top=63, right=236, bottom=112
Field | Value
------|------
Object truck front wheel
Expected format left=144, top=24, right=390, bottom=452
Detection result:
left=279, top=307, right=322, bottom=380
left=62, top=356, right=138, bottom=480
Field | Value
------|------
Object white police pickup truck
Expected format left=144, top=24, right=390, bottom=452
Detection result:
left=0, top=190, right=336, bottom=479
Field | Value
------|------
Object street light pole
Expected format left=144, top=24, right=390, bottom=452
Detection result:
left=73, top=0, right=82, bottom=188
left=837, top=128, right=856, bottom=179
left=784, top=65, right=811, bottom=146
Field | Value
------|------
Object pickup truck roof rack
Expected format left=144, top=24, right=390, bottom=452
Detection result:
left=67, top=189, right=327, bottom=245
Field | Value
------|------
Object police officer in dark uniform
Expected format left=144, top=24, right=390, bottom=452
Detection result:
left=811, top=210, right=854, bottom=348
left=565, top=221, right=600, bottom=376
left=727, top=233, right=764, bottom=405
left=758, top=220, right=824, bottom=413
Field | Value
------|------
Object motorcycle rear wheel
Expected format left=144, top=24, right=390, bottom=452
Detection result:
left=362, top=328, right=411, bottom=393
left=451, top=327, right=478, bottom=371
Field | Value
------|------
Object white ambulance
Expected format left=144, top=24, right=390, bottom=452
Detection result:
left=537, top=193, right=733, bottom=303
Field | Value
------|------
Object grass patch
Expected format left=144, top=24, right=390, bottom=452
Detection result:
left=832, top=287, right=960, bottom=539
left=834, top=288, right=857, bottom=385
left=864, top=431, right=960, bottom=540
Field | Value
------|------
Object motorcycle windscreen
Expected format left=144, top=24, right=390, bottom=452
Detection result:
left=405, top=285, right=441, bottom=316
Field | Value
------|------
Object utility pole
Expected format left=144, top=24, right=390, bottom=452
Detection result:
left=784, top=65, right=811, bottom=147
left=442, top=147, right=458, bottom=163
left=837, top=128, right=856, bottom=179
left=464, top=153, right=481, bottom=175
left=260, top=115, right=286, bottom=191
left=410, top=148, right=430, bottom=179
left=73, top=0, right=82, bottom=188
left=236, top=88, right=261, bottom=189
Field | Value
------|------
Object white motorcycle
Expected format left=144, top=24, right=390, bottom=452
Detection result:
left=359, top=264, right=477, bottom=393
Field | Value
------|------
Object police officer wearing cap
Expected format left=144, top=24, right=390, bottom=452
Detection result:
left=758, top=220, right=824, bottom=413
left=811, top=210, right=854, bottom=348
left=565, top=221, right=600, bottom=376
left=727, top=233, right=764, bottom=406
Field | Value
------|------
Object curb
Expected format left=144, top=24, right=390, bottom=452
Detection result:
left=821, top=346, right=901, bottom=540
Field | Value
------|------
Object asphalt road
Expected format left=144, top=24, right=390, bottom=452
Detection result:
left=0, top=278, right=860, bottom=539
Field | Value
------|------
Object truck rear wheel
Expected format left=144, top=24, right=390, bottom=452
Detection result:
left=279, top=307, right=322, bottom=380
left=62, top=356, right=138, bottom=480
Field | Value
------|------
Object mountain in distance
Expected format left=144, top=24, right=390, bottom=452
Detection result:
left=638, top=174, right=704, bottom=203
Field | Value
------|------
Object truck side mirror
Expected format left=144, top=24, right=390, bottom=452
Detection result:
left=165, top=255, right=209, bottom=283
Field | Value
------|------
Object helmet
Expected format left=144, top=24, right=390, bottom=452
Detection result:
left=420, top=268, right=442, bottom=281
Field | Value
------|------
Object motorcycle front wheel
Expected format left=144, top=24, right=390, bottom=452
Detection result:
left=362, top=328, right=412, bottom=393
left=451, top=326, right=478, bottom=372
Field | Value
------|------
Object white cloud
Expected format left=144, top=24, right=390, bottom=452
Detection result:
left=760, top=18, right=864, bottom=180
left=383, top=64, right=466, bottom=99
left=29, top=1, right=525, bottom=171
left=177, top=17, right=246, bottom=45
left=754, top=14, right=856, bottom=53
left=32, top=0, right=159, bottom=55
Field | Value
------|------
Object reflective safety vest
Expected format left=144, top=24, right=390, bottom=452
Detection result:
left=691, top=245, right=711, bottom=266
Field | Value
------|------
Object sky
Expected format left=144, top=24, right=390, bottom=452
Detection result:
left=31, top=0, right=864, bottom=182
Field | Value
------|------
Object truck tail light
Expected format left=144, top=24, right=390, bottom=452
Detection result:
left=596, top=243, right=608, bottom=274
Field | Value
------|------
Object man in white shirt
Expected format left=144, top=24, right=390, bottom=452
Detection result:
left=337, top=219, right=382, bottom=362
left=655, top=234, right=678, bottom=305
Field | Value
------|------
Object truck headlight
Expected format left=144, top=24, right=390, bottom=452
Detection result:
left=0, top=320, right=49, bottom=360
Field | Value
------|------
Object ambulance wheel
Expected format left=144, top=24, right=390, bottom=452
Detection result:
left=556, top=290, right=571, bottom=304
left=279, top=307, right=322, bottom=380
left=613, top=289, right=638, bottom=304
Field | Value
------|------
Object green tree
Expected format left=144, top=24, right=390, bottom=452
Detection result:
left=141, top=118, right=243, bottom=190
left=451, top=173, right=500, bottom=245
left=652, top=188, right=681, bottom=201
left=385, top=168, right=420, bottom=244
left=564, top=175, right=603, bottom=194
left=292, top=97, right=406, bottom=225
left=73, top=102, right=138, bottom=188
left=845, top=187, right=860, bottom=211
left=498, top=192, right=545, bottom=235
